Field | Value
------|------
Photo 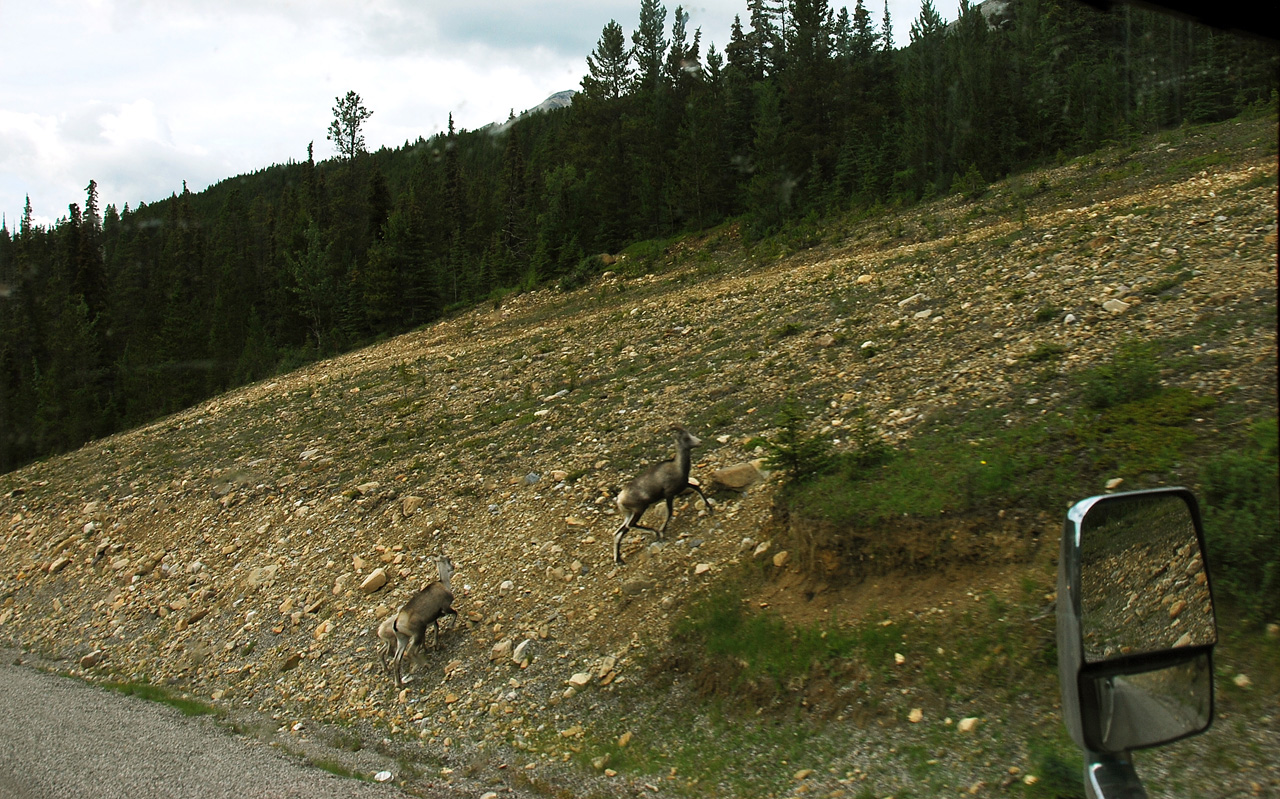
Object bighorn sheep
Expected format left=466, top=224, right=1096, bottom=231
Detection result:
left=376, top=554, right=458, bottom=687
left=613, top=424, right=714, bottom=564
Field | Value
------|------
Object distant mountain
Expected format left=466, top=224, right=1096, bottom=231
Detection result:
left=489, top=90, right=576, bottom=133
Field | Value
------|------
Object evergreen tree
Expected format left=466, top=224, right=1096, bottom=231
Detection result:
left=632, top=0, right=669, bottom=96
left=327, top=90, right=373, bottom=160
left=582, top=21, right=634, bottom=101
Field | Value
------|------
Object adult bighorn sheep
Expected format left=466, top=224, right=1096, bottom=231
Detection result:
left=613, top=424, right=713, bottom=564
left=376, top=553, right=458, bottom=687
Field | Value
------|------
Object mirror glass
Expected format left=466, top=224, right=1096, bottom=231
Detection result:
left=1079, top=492, right=1215, bottom=663
left=1083, top=652, right=1213, bottom=752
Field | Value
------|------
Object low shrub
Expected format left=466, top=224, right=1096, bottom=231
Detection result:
left=1200, top=418, right=1279, bottom=623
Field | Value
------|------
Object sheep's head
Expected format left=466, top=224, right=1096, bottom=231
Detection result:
left=671, top=424, right=701, bottom=448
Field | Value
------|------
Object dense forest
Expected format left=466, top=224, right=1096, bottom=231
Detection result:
left=0, top=0, right=1275, bottom=473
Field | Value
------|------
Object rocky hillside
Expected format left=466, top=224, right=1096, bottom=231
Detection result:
left=2, top=119, right=1276, bottom=798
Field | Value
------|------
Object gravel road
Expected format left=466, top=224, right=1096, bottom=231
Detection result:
left=0, top=660, right=426, bottom=799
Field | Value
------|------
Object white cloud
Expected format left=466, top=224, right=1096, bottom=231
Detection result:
left=1, top=0, right=930, bottom=228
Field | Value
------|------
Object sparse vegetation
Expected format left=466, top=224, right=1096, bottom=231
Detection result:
left=1200, top=418, right=1280, bottom=623
left=99, top=680, right=222, bottom=718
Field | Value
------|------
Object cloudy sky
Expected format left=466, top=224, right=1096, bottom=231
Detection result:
left=2, top=0, right=933, bottom=230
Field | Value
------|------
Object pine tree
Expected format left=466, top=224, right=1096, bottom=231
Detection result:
left=327, top=90, right=373, bottom=160
left=582, top=21, right=634, bottom=101
left=633, top=0, right=669, bottom=95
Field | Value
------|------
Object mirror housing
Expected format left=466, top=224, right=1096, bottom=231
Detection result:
left=1058, top=487, right=1217, bottom=758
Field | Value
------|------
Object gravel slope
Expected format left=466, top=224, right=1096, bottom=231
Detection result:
left=1, top=119, right=1276, bottom=798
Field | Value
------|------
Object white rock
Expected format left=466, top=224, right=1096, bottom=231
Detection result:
left=513, top=639, right=533, bottom=664
left=958, top=717, right=981, bottom=732
left=568, top=672, right=592, bottom=689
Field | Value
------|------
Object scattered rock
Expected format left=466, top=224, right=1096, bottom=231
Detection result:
left=958, top=717, right=981, bottom=733
left=360, top=568, right=388, bottom=593
left=400, top=496, right=424, bottom=517
left=710, top=462, right=763, bottom=491
left=513, top=639, right=533, bottom=665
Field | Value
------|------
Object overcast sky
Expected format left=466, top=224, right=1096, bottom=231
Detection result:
left=2, top=0, right=934, bottom=230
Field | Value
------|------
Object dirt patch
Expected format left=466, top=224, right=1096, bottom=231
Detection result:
left=768, top=504, right=1049, bottom=586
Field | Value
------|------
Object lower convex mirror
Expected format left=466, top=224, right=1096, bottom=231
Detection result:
left=1079, top=650, right=1213, bottom=752
left=1058, top=488, right=1217, bottom=756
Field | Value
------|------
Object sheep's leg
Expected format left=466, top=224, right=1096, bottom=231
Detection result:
left=392, top=639, right=406, bottom=687
left=657, top=497, right=675, bottom=537
left=613, top=520, right=632, bottom=564
left=379, top=639, right=393, bottom=676
left=397, top=632, right=421, bottom=685
left=614, top=509, right=660, bottom=564
left=689, top=483, right=714, bottom=514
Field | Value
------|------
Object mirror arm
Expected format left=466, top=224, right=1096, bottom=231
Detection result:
left=1085, top=750, right=1148, bottom=799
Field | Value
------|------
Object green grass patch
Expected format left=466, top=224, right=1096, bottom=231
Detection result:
left=783, top=335, right=1227, bottom=533
left=100, top=680, right=222, bottom=717
left=1024, top=342, right=1068, bottom=362
left=1033, top=305, right=1062, bottom=323
left=310, top=758, right=370, bottom=781
left=1168, top=150, right=1235, bottom=174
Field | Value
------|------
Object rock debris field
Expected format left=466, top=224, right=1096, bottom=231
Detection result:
left=2, top=121, right=1277, bottom=798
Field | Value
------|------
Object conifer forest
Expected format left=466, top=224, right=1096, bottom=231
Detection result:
left=0, top=0, right=1275, bottom=472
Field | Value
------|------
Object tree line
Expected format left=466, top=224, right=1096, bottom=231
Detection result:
left=0, top=0, right=1275, bottom=472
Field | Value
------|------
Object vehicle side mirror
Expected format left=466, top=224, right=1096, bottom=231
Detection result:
left=1057, top=488, right=1217, bottom=797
